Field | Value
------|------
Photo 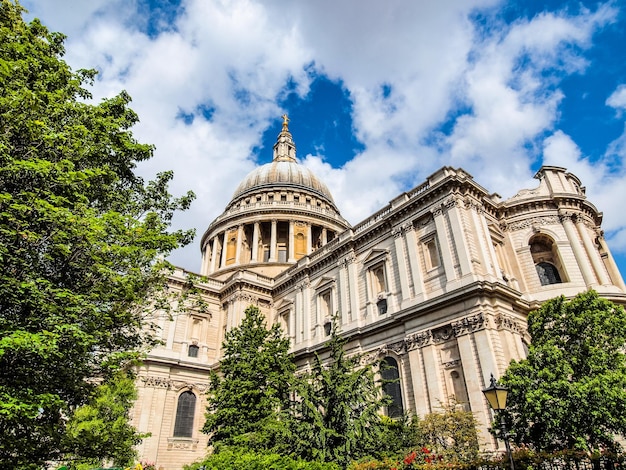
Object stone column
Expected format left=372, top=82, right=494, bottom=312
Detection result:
left=322, top=227, right=327, bottom=245
left=407, top=341, right=430, bottom=416
left=561, top=213, right=595, bottom=286
left=392, top=226, right=411, bottom=302
left=597, top=235, right=626, bottom=290
left=480, top=215, right=503, bottom=279
left=307, top=223, right=312, bottom=254
left=421, top=343, right=445, bottom=412
left=347, top=253, right=358, bottom=324
left=432, top=207, right=457, bottom=282
left=269, top=219, right=277, bottom=262
left=210, top=236, right=219, bottom=274
left=288, top=220, right=295, bottom=262
left=405, top=225, right=424, bottom=299
left=576, top=218, right=610, bottom=285
left=235, top=224, right=243, bottom=266
left=220, top=231, right=228, bottom=268
left=251, top=222, right=259, bottom=263
left=295, top=288, right=303, bottom=345
left=445, top=198, right=473, bottom=277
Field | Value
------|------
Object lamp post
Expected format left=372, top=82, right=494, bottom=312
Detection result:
left=482, top=374, right=515, bottom=470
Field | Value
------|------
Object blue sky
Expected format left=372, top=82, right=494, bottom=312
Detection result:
left=22, top=0, right=626, bottom=278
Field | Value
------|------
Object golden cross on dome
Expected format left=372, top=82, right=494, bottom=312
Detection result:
left=282, top=114, right=289, bottom=129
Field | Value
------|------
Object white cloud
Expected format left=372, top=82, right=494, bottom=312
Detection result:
left=20, top=0, right=625, bottom=270
left=607, top=84, right=626, bottom=112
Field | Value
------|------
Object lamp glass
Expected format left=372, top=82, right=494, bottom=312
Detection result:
left=482, top=376, right=509, bottom=410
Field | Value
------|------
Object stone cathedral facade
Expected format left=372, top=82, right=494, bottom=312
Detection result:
left=131, top=118, right=626, bottom=470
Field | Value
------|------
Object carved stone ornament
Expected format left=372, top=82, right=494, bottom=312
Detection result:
left=167, top=437, right=199, bottom=450
left=495, top=313, right=525, bottom=335
left=432, top=325, right=455, bottom=343
left=140, top=376, right=207, bottom=392
left=442, top=359, right=461, bottom=369
left=444, top=196, right=462, bottom=209
left=296, top=278, right=311, bottom=290
left=452, top=313, right=486, bottom=336
left=406, top=330, right=433, bottom=350
left=391, top=226, right=404, bottom=238
left=503, top=215, right=560, bottom=232
left=359, top=350, right=380, bottom=366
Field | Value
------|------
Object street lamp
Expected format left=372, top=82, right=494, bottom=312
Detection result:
left=482, top=374, right=515, bottom=470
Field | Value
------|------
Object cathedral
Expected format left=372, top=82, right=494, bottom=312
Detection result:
left=131, top=117, right=626, bottom=469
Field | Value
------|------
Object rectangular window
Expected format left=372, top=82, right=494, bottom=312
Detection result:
left=423, top=237, right=441, bottom=270
left=370, top=264, right=387, bottom=295
left=320, top=290, right=332, bottom=318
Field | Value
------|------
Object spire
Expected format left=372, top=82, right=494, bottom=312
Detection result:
left=273, top=114, right=297, bottom=162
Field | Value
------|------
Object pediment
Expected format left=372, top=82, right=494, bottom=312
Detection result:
left=312, top=276, right=336, bottom=291
left=274, top=298, right=294, bottom=312
left=363, top=248, right=389, bottom=266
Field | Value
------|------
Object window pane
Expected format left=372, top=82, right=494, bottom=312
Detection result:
left=536, top=262, right=562, bottom=285
left=188, top=345, right=199, bottom=358
left=381, top=357, right=403, bottom=418
left=173, top=391, right=196, bottom=437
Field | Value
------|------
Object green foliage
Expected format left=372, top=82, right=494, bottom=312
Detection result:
left=419, top=400, right=479, bottom=463
left=186, top=447, right=341, bottom=470
left=375, top=414, right=422, bottom=458
left=288, top=318, right=389, bottom=468
left=0, top=1, right=194, bottom=467
left=62, top=371, right=145, bottom=469
left=203, top=305, right=295, bottom=446
left=501, top=291, right=626, bottom=452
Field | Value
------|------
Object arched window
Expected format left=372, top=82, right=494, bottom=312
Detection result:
left=381, top=357, right=404, bottom=418
left=536, top=262, right=562, bottom=285
left=187, top=344, right=199, bottom=358
left=529, top=234, right=565, bottom=285
left=173, top=391, right=196, bottom=437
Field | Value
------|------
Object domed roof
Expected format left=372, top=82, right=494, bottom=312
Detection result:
left=232, top=160, right=335, bottom=203
left=229, top=115, right=336, bottom=206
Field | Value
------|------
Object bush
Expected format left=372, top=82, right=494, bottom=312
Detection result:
left=186, top=447, right=341, bottom=470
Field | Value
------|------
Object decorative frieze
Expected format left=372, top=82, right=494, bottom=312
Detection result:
left=452, top=313, right=486, bottom=336
left=501, top=215, right=560, bottom=232
left=407, top=330, right=433, bottom=350
left=360, top=313, right=491, bottom=363
left=494, top=313, right=525, bottom=335
left=140, top=376, right=208, bottom=392
left=167, top=437, right=199, bottom=450
left=442, top=359, right=461, bottom=369
left=431, top=325, right=455, bottom=343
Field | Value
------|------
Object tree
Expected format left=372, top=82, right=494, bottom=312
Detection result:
left=419, top=400, right=479, bottom=463
left=0, top=1, right=194, bottom=467
left=203, top=305, right=295, bottom=446
left=289, top=319, right=389, bottom=468
left=500, top=291, right=626, bottom=452
left=62, top=371, right=145, bottom=469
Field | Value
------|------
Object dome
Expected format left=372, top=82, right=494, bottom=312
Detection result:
left=226, top=115, right=337, bottom=208
left=231, top=160, right=335, bottom=204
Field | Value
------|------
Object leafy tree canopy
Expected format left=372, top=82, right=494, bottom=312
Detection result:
left=289, top=319, right=389, bottom=468
left=419, top=400, right=479, bottom=463
left=62, top=371, right=145, bottom=469
left=203, top=305, right=295, bottom=446
left=500, top=291, right=626, bottom=452
left=0, top=1, right=194, bottom=467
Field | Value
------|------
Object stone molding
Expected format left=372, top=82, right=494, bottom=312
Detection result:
left=494, top=313, right=526, bottom=335
left=140, top=376, right=208, bottom=392
left=358, top=313, right=487, bottom=363
left=167, top=437, right=200, bottom=450
left=501, top=215, right=560, bottom=232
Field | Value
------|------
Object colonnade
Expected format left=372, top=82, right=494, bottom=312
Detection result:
left=201, top=220, right=336, bottom=275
